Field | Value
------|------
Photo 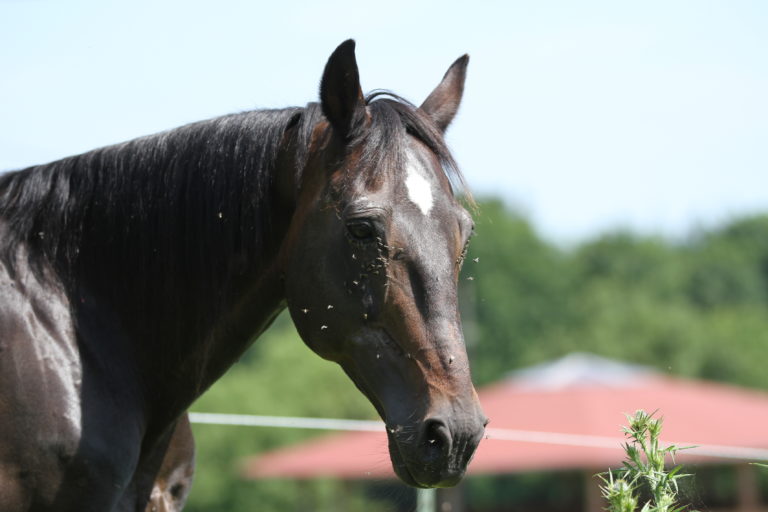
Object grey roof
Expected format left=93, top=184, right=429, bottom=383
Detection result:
left=506, top=352, right=658, bottom=391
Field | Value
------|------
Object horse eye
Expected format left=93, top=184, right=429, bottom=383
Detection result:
left=346, top=220, right=375, bottom=241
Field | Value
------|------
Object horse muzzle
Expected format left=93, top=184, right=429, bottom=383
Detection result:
left=337, top=327, right=487, bottom=487
left=386, top=408, right=487, bottom=488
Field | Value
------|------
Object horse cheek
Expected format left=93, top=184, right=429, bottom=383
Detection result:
left=284, top=231, right=348, bottom=360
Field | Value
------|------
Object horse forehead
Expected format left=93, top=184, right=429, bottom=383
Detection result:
left=395, top=144, right=455, bottom=215
left=351, top=148, right=452, bottom=214
left=401, top=151, right=435, bottom=216
left=385, top=154, right=463, bottom=255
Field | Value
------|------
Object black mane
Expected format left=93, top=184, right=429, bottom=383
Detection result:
left=0, top=107, right=307, bottom=278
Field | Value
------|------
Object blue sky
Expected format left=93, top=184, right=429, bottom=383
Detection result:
left=1, top=0, right=766, bottom=242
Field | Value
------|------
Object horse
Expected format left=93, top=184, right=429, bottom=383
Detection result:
left=0, top=39, right=487, bottom=510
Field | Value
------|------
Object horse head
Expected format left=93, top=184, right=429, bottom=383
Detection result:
left=281, top=40, right=487, bottom=488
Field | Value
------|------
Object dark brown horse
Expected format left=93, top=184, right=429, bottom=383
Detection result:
left=0, top=40, right=486, bottom=510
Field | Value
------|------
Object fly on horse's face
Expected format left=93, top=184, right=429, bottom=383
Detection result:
left=282, top=41, right=487, bottom=488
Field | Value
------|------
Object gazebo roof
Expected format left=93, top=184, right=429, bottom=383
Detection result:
left=242, top=353, right=768, bottom=480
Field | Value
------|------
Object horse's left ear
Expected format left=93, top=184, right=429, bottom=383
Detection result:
left=420, top=55, right=469, bottom=132
left=320, top=39, right=368, bottom=140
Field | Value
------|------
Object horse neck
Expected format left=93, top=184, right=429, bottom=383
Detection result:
left=62, top=112, right=304, bottom=407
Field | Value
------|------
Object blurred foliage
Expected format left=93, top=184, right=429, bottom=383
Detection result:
left=186, top=199, right=768, bottom=511
left=466, top=472, right=584, bottom=512
left=462, top=201, right=768, bottom=390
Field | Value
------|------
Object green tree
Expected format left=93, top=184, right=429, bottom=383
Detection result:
left=461, top=199, right=573, bottom=384
left=684, top=215, right=768, bottom=309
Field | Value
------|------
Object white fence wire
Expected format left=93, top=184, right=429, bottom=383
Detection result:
left=188, top=412, right=768, bottom=461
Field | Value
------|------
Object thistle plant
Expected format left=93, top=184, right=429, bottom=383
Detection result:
left=599, top=410, right=695, bottom=512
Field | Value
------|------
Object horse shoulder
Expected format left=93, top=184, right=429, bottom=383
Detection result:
left=0, top=251, right=82, bottom=506
left=0, top=249, right=144, bottom=510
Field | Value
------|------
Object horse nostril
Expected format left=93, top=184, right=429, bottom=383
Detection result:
left=422, top=418, right=451, bottom=461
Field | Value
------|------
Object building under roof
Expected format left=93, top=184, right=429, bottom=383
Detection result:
left=242, top=353, right=768, bottom=511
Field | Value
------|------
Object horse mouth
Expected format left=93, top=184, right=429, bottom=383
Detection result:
left=387, top=432, right=429, bottom=488
left=339, top=329, right=482, bottom=487
left=386, top=427, right=469, bottom=488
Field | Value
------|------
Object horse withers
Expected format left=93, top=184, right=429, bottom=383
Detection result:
left=0, top=40, right=486, bottom=510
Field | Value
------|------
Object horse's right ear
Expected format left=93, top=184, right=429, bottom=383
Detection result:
left=420, top=55, right=469, bottom=132
left=320, top=40, right=368, bottom=140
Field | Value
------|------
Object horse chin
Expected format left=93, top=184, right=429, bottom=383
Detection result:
left=387, top=429, right=467, bottom=489
left=386, top=433, right=428, bottom=488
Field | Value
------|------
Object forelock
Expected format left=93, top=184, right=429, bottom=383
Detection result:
left=352, top=92, right=470, bottom=203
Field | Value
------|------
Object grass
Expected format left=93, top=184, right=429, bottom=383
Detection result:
left=599, top=410, right=696, bottom=512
